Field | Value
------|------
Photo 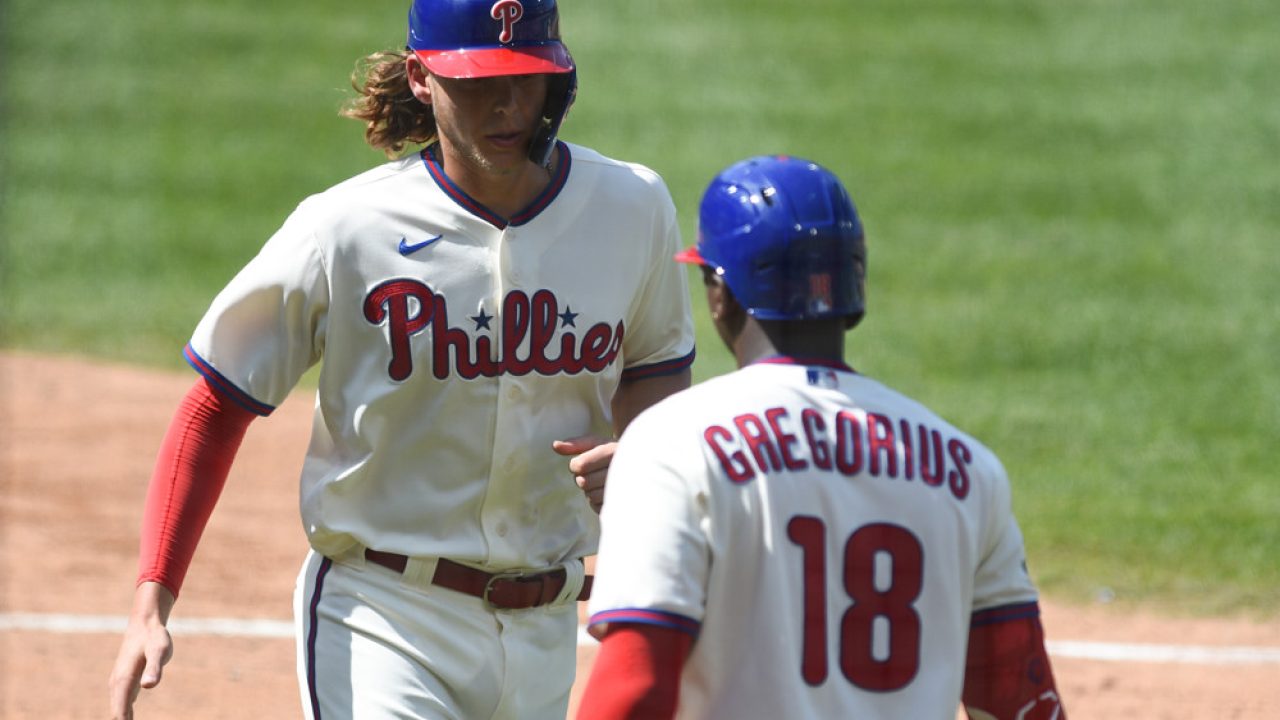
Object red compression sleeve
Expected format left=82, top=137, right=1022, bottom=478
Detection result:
left=963, top=611, right=1066, bottom=719
left=136, top=377, right=256, bottom=597
left=577, top=624, right=691, bottom=720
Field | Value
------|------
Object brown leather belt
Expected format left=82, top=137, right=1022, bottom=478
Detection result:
left=364, top=549, right=592, bottom=610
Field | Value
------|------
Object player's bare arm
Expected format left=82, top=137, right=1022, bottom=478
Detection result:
left=553, top=369, right=691, bottom=511
left=107, top=582, right=175, bottom=720
left=612, top=368, right=692, bottom=436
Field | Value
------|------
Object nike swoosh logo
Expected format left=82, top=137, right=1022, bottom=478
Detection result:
left=398, top=234, right=443, bottom=255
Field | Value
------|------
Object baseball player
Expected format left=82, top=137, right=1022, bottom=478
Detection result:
left=578, top=156, right=1065, bottom=719
left=106, top=1, right=694, bottom=718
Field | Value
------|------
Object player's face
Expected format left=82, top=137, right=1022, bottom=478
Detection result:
left=428, top=73, right=549, bottom=176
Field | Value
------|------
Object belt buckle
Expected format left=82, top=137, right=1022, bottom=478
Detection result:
left=482, top=569, right=529, bottom=612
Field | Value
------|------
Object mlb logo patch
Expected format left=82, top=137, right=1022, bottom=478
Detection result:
left=806, top=368, right=839, bottom=388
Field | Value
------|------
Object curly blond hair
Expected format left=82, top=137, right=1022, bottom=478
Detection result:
left=342, top=50, right=437, bottom=157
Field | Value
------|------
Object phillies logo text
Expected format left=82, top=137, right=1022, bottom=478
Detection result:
left=363, top=279, right=624, bottom=381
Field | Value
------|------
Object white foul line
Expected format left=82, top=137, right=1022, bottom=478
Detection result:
left=1045, top=639, right=1280, bottom=664
left=5, top=612, right=1280, bottom=665
left=0, top=612, right=294, bottom=638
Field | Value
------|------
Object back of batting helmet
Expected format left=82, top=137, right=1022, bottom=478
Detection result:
left=407, top=0, right=576, bottom=167
left=676, top=155, right=867, bottom=324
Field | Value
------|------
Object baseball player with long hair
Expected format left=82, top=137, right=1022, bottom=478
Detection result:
left=578, top=156, right=1065, bottom=719
left=106, top=1, right=694, bottom=717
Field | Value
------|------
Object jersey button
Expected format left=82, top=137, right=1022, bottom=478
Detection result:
left=506, top=386, right=521, bottom=401
left=495, top=522, right=509, bottom=537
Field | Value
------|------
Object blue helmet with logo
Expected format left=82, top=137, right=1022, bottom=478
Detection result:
left=676, top=155, right=867, bottom=324
left=407, top=0, right=576, bottom=166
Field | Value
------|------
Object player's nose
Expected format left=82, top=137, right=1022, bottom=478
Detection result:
left=490, top=77, right=521, bottom=113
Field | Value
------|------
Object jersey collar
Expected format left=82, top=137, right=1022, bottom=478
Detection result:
left=751, top=355, right=856, bottom=374
left=420, top=141, right=572, bottom=230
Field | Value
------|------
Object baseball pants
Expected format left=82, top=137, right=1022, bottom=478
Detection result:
left=294, top=548, right=579, bottom=719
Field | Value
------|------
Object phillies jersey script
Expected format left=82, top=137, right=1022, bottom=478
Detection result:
left=589, top=358, right=1039, bottom=719
left=186, top=141, right=695, bottom=569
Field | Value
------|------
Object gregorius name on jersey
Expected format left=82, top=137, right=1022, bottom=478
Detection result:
left=704, top=406, right=973, bottom=500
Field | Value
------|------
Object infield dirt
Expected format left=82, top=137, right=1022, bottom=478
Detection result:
left=2, top=351, right=1277, bottom=718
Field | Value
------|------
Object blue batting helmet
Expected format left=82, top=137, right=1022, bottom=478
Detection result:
left=408, top=0, right=573, bottom=78
left=676, top=155, right=867, bottom=324
left=407, top=0, right=576, bottom=166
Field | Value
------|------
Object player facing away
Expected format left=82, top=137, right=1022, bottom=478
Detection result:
left=578, top=156, right=1065, bottom=719
left=106, top=0, right=695, bottom=718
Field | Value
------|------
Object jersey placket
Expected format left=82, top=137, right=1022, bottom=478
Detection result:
left=480, top=224, right=529, bottom=567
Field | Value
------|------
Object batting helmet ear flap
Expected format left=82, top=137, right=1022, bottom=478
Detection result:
left=529, top=68, right=576, bottom=167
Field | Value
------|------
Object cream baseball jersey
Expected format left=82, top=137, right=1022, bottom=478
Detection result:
left=589, top=358, right=1039, bottom=719
left=185, top=141, right=695, bottom=569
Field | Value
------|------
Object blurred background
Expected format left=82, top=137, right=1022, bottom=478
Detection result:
left=3, top=0, right=1278, bottom=615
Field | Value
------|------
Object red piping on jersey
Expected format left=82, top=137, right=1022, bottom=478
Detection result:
left=588, top=607, right=701, bottom=638
left=971, top=600, right=1042, bottom=628
left=510, top=145, right=571, bottom=225
left=420, top=141, right=571, bottom=229
left=752, top=355, right=855, bottom=373
left=622, top=347, right=696, bottom=381
left=183, top=344, right=275, bottom=416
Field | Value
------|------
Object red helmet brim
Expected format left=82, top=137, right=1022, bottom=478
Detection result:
left=674, top=246, right=707, bottom=265
left=414, top=45, right=573, bottom=79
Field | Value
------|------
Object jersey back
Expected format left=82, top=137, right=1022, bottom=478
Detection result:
left=588, top=359, right=1038, bottom=719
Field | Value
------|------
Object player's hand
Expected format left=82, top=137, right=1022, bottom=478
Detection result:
left=108, top=619, right=173, bottom=719
left=552, top=435, right=616, bottom=513
left=108, top=582, right=176, bottom=719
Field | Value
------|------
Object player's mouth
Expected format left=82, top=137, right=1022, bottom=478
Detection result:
left=485, top=131, right=527, bottom=151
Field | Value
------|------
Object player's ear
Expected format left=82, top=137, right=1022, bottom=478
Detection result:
left=706, top=280, right=748, bottom=350
left=703, top=271, right=729, bottom=321
left=708, top=277, right=746, bottom=324
left=405, top=55, right=433, bottom=106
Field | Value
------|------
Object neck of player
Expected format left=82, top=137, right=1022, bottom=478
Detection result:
left=734, top=317, right=848, bottom=368
left=441, top=142, right=557, bottom=221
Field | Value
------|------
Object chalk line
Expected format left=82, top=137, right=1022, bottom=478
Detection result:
left=5, top=612, right=1279, bottom=664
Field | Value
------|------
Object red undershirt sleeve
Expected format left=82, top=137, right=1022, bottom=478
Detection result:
left=963, top=611, right=1066, bottom=719
left=136, top=377, right=256, bottom=598
left=576, top=624, right=692, bottom=720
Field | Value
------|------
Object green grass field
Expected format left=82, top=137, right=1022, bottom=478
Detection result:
left=4, top=0, right=1278, bottom=615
